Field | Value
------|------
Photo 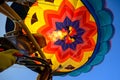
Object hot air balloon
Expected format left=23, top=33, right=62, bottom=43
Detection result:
left=0, top=0, right=114, bottom=80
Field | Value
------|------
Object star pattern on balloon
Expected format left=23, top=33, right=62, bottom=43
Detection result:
left=37, top=1, right=97, bottom=63
left=55, top=17, right=85, bottom=51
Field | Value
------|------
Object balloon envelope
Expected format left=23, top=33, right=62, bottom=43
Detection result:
left=6, top=0, right=114, bottom=76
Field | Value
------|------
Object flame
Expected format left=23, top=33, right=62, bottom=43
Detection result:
left=49, top=30, right=67, bottom=42
left=48, top=27, right=77, bottom=42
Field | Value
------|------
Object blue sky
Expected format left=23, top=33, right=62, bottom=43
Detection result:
left=0, top=0, right=120, bottom=80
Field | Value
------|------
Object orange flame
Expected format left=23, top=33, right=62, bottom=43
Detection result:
left=49, top=30, right=67, bottom=42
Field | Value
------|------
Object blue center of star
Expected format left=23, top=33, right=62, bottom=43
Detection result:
left=54, top=17, right=85, bottom=50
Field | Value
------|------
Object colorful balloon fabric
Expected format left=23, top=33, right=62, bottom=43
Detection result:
left=6, top=0, right=114, bottom=76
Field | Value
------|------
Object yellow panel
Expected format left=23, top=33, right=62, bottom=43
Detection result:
left=58, top=51, right=93, bottom=72
left=93, top=34, right=98, bottom=43
left=54, top=0, right=64, bottom=6
left=90, top=15, right=95, bottom=22
left=68, top=0, right=79, bottom=9
left=37, top=0, right=60, bottom=10
left=76, top=0, right=84, bottom=9
left=25, top=6, right=45, bottom=33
